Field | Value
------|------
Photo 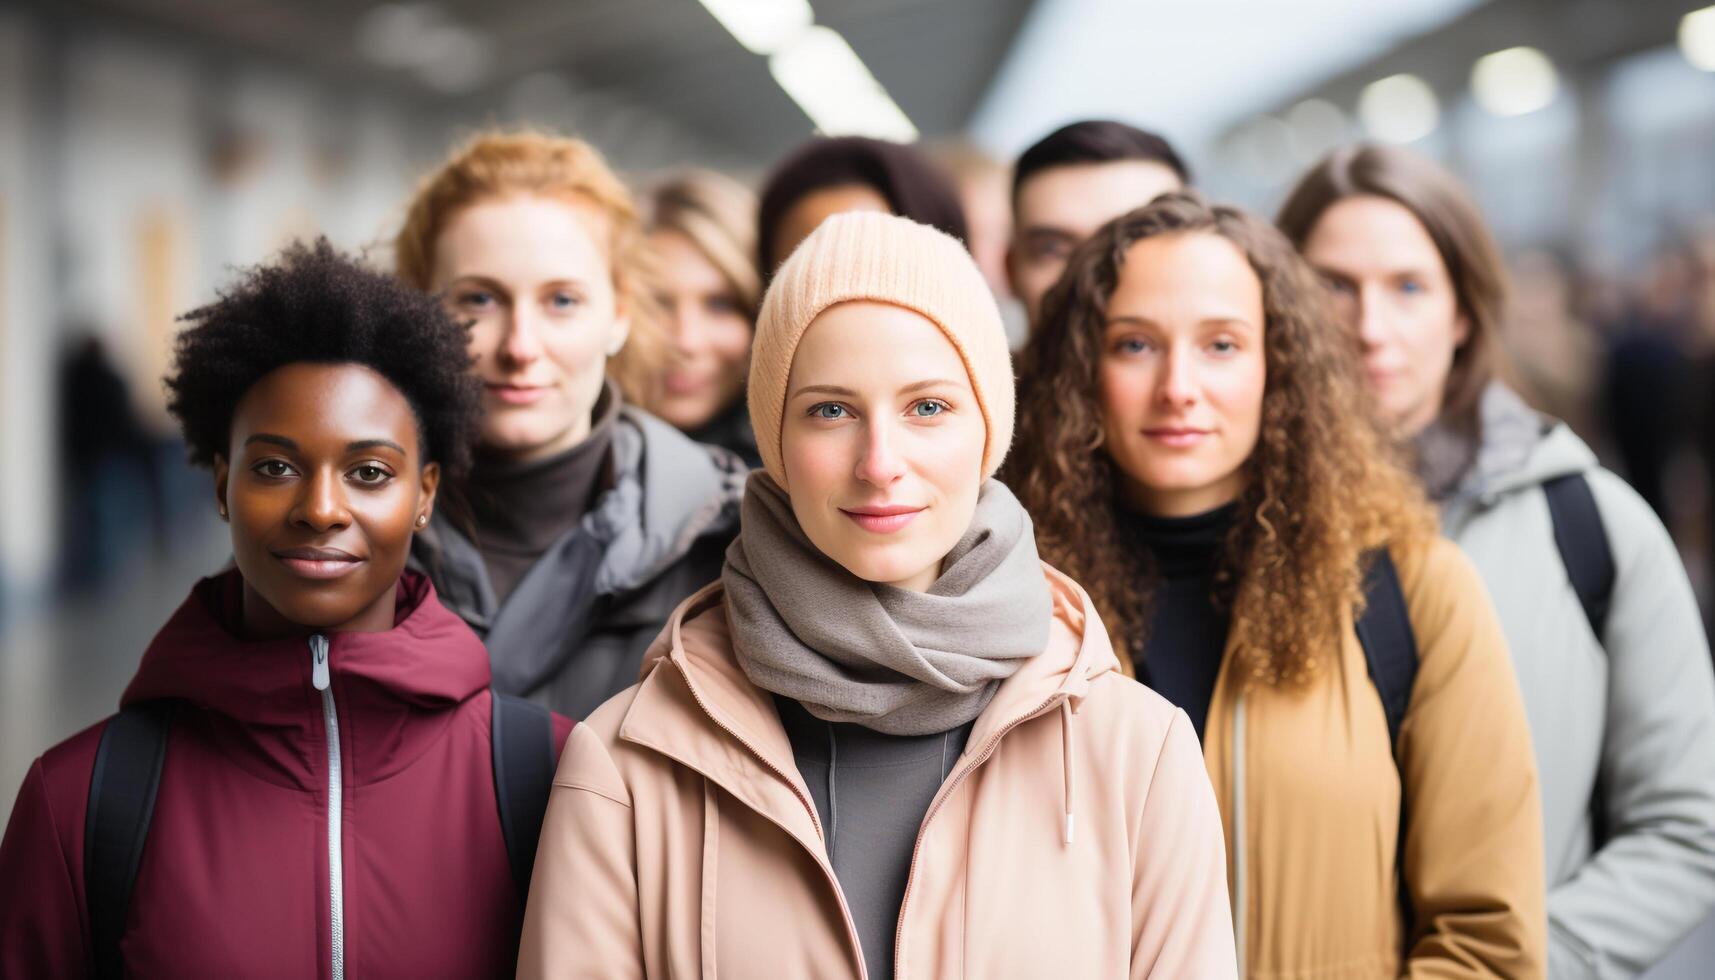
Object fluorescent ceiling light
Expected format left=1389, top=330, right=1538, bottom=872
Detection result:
left=1683, top=6, right=1715, bottom=72
left=1471, top=46, right=1558, bottom=116
left=1358, top=73, right=1439, bottom=143
left=770, top=26, right=919, bottom=142
left=699, top=0, right=814, bottom=55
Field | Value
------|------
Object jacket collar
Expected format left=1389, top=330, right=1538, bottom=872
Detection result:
left=121, top=569, right=491, bottom=789
left=615, top=564, right=1116, bottom=847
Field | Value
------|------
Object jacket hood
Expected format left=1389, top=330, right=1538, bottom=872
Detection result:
left=1430, top=382, right=1598, bottom=506
left=121, top=568, right=492, bottom=788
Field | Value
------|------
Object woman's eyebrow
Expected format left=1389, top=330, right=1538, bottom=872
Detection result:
left=347, top=439, right=407, bottom=454
left=243, top=434, right=297, bottom=450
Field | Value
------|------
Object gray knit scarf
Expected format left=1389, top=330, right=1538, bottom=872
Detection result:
left=723, top=473, right=1053, bottom=736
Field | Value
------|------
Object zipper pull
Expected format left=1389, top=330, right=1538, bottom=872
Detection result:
left=310, top=634, right=330, bottom=691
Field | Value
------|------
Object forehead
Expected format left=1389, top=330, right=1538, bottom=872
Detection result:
left=1302, top=194, right=1446, bottom=275
left=432, top=193, right=612, bottom=286
left=1109, top=232, right=1263, bottom=322
left=1015, top=160, right=1182, bottom=234
left=789, top=301, right=966, bottom=388
left=231, top=362, right=420, bottom=454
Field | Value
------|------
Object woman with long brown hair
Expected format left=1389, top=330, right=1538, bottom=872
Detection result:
left=1280, top=144, right=1715, bottom=980
left=1006, top=192, right=1545, bottom=977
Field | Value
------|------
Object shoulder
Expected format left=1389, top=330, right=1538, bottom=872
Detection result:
left=1387, top=533, right=1491, bottom=624
left=1071, top=673, right=1199, bottom=783
left=548, top=686, right=644, bottom=809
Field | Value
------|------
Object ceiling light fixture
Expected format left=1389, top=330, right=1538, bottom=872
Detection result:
left=697, top=0, right=815, bottom=55
left=1471, top=46, right=1558, bottom=116
left=1358, top=73, right=1440, bottom=144
left=1683, top=6, right=1715, bottom=71
left=769, top=26, right=919, bottom=142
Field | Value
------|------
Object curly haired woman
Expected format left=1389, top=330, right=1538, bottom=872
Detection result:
left=1005, top=193, right=1545, bottom=977
left=0, top=240, right=572, bottom=977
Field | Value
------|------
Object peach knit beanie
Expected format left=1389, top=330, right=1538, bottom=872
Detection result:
left=748, top=210, right=1014, bottom=487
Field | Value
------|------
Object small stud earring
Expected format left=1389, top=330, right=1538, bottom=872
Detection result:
left=415, top=514, right=428, bottom=528
left=217, top=505, right=228, bottom=519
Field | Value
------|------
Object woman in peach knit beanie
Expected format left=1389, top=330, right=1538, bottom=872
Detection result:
left=518, top=211, right=1237, bottom=979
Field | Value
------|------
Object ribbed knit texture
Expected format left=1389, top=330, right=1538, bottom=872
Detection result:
left=748, top=210, right=1015, bottom=487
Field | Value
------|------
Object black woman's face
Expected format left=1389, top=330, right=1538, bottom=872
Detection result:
left=214, top=362, right=440, bottom=636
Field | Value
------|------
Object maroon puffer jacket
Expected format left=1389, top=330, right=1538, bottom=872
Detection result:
left=0, top=569, right=574, bottom=978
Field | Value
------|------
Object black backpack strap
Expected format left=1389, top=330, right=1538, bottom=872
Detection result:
left=84, top=701, right=174, bottom=980
left=491, top=689, right=557, bottom=907
left=1542, top=473, right=1616, bottom=643
left=1355, top=548, right=1419, bottom=754
left=1354, top=547, right=1420, bottom=945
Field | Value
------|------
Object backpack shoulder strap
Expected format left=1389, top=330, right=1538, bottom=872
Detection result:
left=1542, top=473, right=1616, bottom=643
left=491, top=689, right=557, bottom=907
left=84, top=701, right=174, bottom=980
left=1355, top=548, right=1419, bottom=754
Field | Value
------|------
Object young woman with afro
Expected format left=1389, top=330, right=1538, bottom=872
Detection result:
left=0, top=239, right=572, bottom=978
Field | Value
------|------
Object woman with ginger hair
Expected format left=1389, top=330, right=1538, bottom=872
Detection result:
left=396, top=131, right=743, bottom=719
left=1005, top=192, right=1545, bottom=977
left=640, top=169, right=764, bottom=468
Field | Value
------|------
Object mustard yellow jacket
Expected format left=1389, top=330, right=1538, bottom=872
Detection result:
left=1200, top=536, right=1545, bottom=978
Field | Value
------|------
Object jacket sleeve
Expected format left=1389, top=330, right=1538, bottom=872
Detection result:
left=517, top=723, right=644, bottom=980
left=1546, top=472, right=1715, bottom=979
left=1396, top=539, right=1547, bottom=979
left=0, top=758, right=91, bottom=977
left=1130, top=708, right=1239, bottom=979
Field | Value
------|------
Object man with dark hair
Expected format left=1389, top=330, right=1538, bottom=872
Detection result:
left=1007, top=120, right=1190, bottom=329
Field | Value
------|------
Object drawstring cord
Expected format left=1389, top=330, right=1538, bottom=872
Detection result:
left=826, top=720, right=838, bottom=856
left=1061, top=699, right=1077, bottom=845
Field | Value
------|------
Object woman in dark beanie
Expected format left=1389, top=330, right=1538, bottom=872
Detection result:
left=756, top=135, right=969, bottom=277
left=519, top=212, right=1236, bottom=978
left=1279, top=143, right=1715, bottom=979
left=1006, top=193, right=1544, bottom=977
left=0, top=240, right=572, bottom=977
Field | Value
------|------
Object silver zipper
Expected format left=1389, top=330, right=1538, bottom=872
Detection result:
left=1231, top=692, right=1248, bottom=974
left=310, top=634, right=345, bottom=980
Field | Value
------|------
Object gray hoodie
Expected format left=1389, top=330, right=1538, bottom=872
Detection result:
left=1429, top=384, right=1715, bottom=979
left=413, top=405, right=745, bottom=719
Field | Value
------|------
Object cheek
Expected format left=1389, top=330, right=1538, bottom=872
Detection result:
left=1098, top=361, right=1152, bottom=426
left=781, top=424, right=850, bottom=494
left=709, top=319, right=754, bottom=371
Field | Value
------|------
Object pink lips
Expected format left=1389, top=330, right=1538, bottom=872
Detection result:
left=273, top=547, right=364, bottom=580
left=1143, top=427, right=1211, bottom=448
left=487, top=382, right=549, bottom=406
left=840, top=504, right=926, bottom=534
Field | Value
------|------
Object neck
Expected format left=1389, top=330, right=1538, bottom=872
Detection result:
left=1121, top=472, right=1243, bottom=519
left=240, top=579, right=398, bottom=640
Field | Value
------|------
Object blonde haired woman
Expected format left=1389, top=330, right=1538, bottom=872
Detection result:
left=396, top=131, right=743, bottom=718
left=641, top=169, right=763, bottom=467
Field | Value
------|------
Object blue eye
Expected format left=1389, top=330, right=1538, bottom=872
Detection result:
left=1398, top=279, right=1424, bottom=295
left=459, top=291, right=494, bottom=308
left=1209, top=339, right=1238, bottom=355
left=912, top=400, right=946, bottom=418
left=811, top=403, right=848, bottom=420
left=1114, top=338, right=1151, bottom=355
left=548, top=292, right=579, bottom=311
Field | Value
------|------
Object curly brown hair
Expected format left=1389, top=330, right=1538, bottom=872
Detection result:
left=1004, top=193, right=1435, bottom=685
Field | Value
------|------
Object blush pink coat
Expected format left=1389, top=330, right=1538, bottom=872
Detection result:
left=518, top=566, right=1238, bottom=979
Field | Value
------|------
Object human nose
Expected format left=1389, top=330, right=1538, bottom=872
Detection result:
left=1157, top=344, right=1199, bottom=409
left=854, top=419, right=907, bottom=487
left=291, top=468, right=352, bottom=532
left=498, top=305, right=544, bottom=368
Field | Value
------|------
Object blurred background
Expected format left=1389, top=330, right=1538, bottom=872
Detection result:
left=1, top=0, right=1713, bottom=969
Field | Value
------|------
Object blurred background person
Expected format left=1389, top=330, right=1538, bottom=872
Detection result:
left=395, top=131, right=743, bottom=719
left=639, top=169, right=763, bottom=468
left=932, top=140, right=1029, bottom=346
left=755, top=135, right=969, bottom=280
left=1281, top=143, right=1715, bottom=980
left=1007, top=120, right=1189, bottom=332
left=1504, top=248, right=1604, bottom=443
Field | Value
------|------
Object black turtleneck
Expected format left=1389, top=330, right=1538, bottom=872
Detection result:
left=1123, top=503, right=1237, bottom=740
left=466, top=386, right=620, bottom=604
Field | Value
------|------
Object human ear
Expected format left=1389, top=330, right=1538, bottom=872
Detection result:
left=414, top=462, right=441, bottom=529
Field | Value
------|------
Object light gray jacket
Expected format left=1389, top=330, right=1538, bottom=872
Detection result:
left=413, top=405, right=745, bottom=719
left=1434, top=384, right=1715, bottom=979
